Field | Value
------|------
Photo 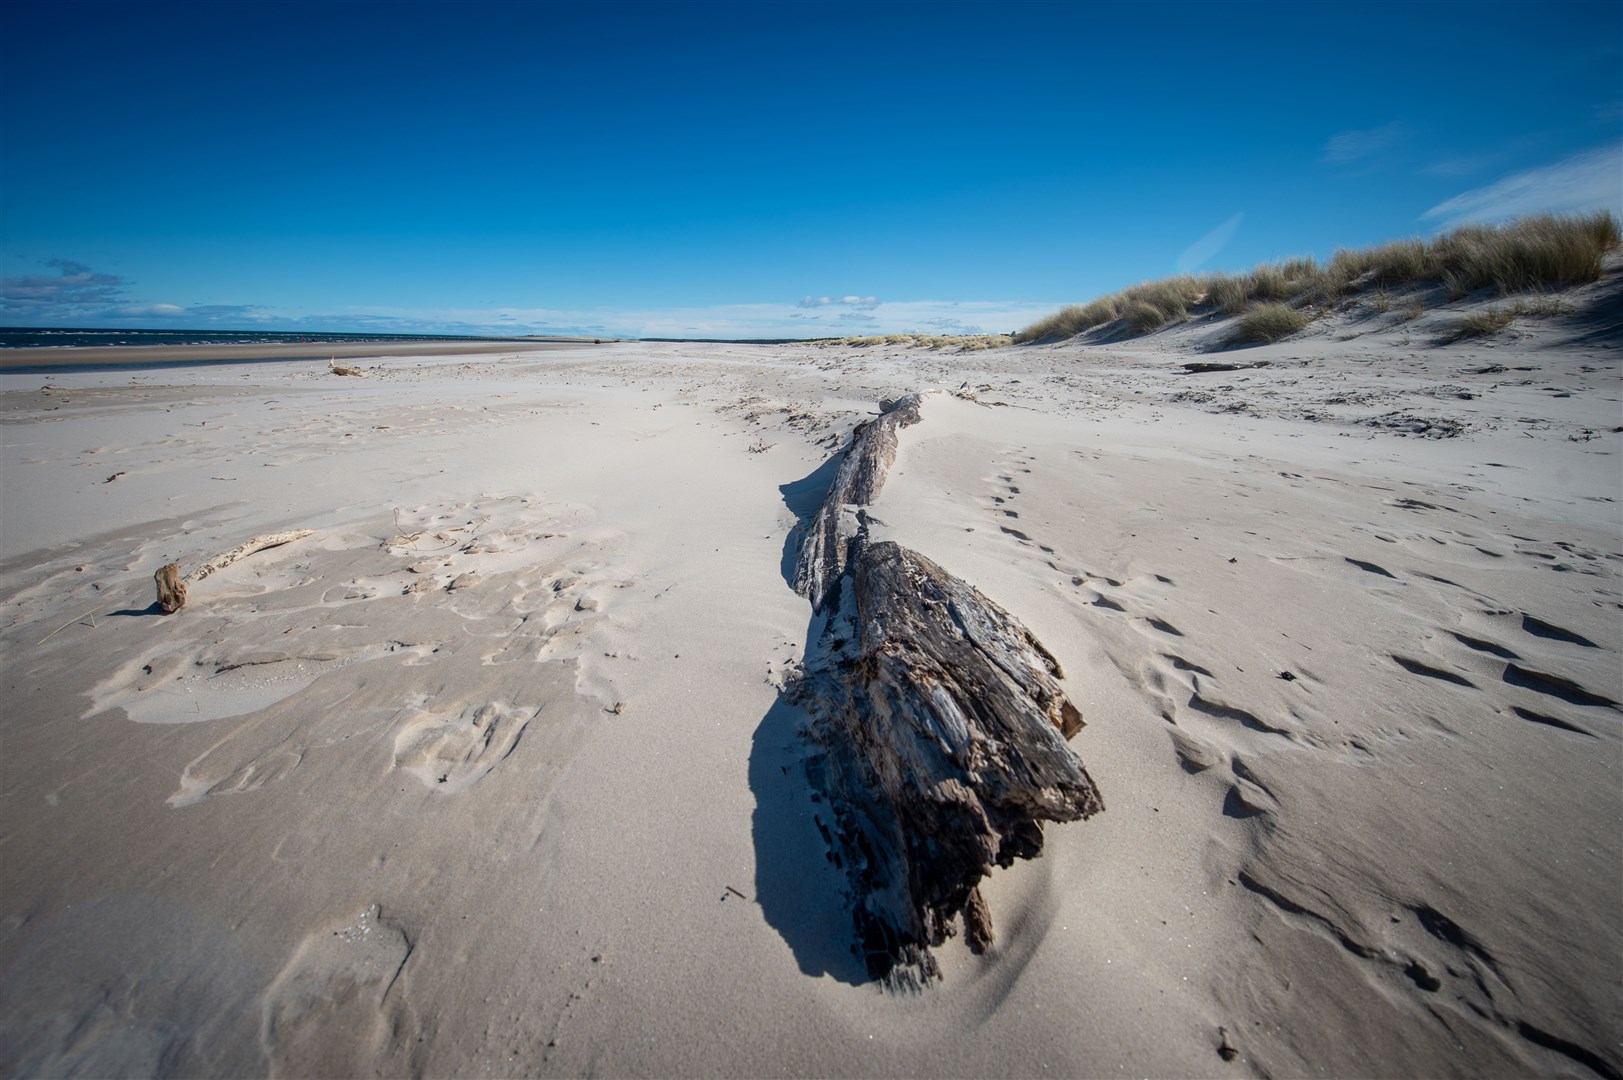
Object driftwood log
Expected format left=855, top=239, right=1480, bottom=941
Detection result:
left=791, top=395, right=1102, bottom=988
left=154, top=529, right=314, bottom=614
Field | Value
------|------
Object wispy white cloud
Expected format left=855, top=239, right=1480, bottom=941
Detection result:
left=1419, top=151, right=1506, bottom=178
left=116, top=303, right=186, bottom=317
left=99, top=302, right=276, bottom=322
left=1421, top=143, right=1623, bottom=226
left=1323, top=122, right=1407, bottom=164
left=343, top=297, right=1058, bottom=339
left=1176, top=212, right=1243, bottom=274
left=797, top=294, right=879, bottom=310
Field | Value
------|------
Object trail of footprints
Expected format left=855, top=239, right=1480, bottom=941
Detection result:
left=976, top=449, right=1315, bottom=863
left=977, top=450, right=1619, bottom=818
left=979, top=449, right=1620, bottom=1076
left=987, top=453, right=1060, bottom=555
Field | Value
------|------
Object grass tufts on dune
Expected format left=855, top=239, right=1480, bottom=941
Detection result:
left=1014, top=210, right=1621, bottom=344
left=1226, top=303, right=1312, bottom=345
left=1441, top=307, right=1517, bottom=342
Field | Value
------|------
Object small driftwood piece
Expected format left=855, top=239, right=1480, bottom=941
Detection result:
left=791, top=394, right=1102, bottom=988
left=154, top=529, right=314, bottom=613
left=328, top=358, right=364, bottom=377
left=1182, top=360, right=1270, bottom=374
left=155, top=563, right=187, bottom=614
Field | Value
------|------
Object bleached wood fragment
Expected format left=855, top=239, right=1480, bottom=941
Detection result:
left=153, top=530, right=315, bottom=613
left=185, top=530, right=314, bottom=584
left=155, top=562, right=187, bottom=614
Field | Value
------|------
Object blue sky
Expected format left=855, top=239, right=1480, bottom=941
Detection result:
left=2, top=0, right=1619, bottom=339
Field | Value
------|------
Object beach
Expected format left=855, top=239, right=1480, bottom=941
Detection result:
left=1, top=288, right=1619, bottom=1077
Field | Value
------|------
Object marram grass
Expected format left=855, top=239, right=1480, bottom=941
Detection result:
left=1014, top=210, right=1619, bottom=344
left=1226, top=303, right=1311, bottom=345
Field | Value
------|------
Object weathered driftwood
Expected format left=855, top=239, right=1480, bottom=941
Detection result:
left=790, top=393, right=1102, bottom=988
left=154, top=529, right=315, bottom=613
left=155, top=563, right=187, bottom=614
left=793, top=395, right=922, bottom=610
left=1182, top=360, right=1269, bottom=374
left=795, top=540, right=1102, bottom=985
left=187, top=529, right=314, bottom=583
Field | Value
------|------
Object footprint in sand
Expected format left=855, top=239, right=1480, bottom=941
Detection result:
left=1518, top=613, right=1599, bottom=649
left=170, top=749, right=305, bottom=808
left=260, top=904, right=414, bottom=1078
left=1344, top=557, right=1399, bottom=579
left=392, top=701, right=537, bottom=792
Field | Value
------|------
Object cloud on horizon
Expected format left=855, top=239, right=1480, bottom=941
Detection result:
left=1, top=259, right=131, bottom=318
left=338, top=297, right=1056, bottom=339
left=1422, top=143, right=1623, bottom=226
left=2, top=260, right=1059, bottom=340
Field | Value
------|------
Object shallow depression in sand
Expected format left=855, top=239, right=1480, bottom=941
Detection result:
left=89, top=655, right=342, bottom=724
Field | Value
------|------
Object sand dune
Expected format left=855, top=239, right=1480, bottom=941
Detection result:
left=1, top=282, right=1619, bottom=1077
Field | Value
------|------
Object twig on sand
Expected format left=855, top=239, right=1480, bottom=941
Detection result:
left=38, top=606, right=102, bottom=645
left=388, top=508, right=424, bottom=549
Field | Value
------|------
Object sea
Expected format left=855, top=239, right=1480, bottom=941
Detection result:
left=0, top=327, right=519, bottom=349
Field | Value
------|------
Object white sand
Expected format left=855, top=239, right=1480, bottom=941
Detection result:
left=1, top=275, right=1619, bottom=1078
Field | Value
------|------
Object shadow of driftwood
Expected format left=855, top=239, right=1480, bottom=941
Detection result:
left=777, top=451, right=844, bottom=591
left=748, top=690, right=868, bottom=985
left=750, top=448, right=869, bottom=985
left=107, top=602, right=164, bottom=618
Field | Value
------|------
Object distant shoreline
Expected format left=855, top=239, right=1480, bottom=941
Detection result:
left=0, top=338, right=595, bottom=372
